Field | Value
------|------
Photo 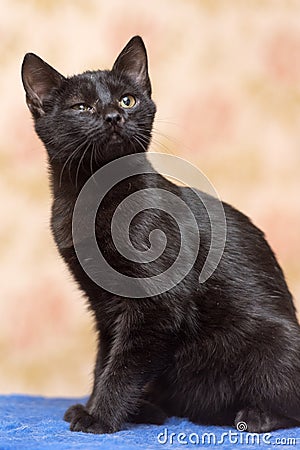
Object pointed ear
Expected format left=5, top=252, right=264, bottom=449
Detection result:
left=112, top=36, right=152, bottom=96
left=21, top=53, right=65, bottom=118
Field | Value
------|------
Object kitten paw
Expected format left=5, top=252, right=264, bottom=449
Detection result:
left=64, top=403, right=84, bottom=423
left=234, top=407, right=298, bottom=432
left=64, top=403, right=114, bottom=434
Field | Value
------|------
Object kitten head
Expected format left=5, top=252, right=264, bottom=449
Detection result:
left=21, top=36, right=156, bottom=174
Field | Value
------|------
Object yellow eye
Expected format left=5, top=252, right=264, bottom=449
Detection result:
left=119, top=95, right=136, bottom=109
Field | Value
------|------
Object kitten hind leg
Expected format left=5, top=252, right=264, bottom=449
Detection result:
left=234, top=407, right=300, bottom=432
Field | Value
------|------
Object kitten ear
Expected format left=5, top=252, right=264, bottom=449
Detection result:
left=21, top=53, right=65, bottom=117
left=112, top=36, right=152, bottom=96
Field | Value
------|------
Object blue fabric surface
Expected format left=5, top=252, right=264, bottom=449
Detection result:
left=0, top=395, right=300, bottom=449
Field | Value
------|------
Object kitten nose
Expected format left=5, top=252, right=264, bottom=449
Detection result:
left=105, top=111, right=122, bottom=125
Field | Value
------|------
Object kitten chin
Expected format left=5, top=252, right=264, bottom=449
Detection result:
left=22, top=36, right=300, bottom=435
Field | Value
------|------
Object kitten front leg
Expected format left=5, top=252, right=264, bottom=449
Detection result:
left=64, top=333, right=110, bottom=424
left=67, top=322, right=170, bottom=434
left=66, top=399, right=167, bottom=433
left=86, top=333, right=110, bottom=409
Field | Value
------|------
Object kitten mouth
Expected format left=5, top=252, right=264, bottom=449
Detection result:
left=108, top=130, right=123, bottom=144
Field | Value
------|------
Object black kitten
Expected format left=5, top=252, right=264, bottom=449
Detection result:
left=22, top=36, right=300, bottom=434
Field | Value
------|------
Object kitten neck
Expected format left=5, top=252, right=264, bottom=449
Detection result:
left=49, top=152, right=154, bottom=198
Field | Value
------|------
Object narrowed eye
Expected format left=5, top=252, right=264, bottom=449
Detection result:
left=71, top=103, right=93, bottom=112
left=119, top=95, right=136, bottom=109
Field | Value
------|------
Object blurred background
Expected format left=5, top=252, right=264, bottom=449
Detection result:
left=1, top=0, right=300, bottom=397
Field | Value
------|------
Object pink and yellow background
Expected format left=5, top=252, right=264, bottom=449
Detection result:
left=1, top=0, right=300, bottom=396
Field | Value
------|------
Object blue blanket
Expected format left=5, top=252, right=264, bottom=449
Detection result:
left=0, top=395, right=299, bottom=449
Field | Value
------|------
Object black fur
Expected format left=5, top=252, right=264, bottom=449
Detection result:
left=22, top=36, right=300, bottom=434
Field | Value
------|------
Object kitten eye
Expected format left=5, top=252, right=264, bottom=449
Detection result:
left=71, top=103, right=93, bottom=112
left=119, top=95, right=136, bottom=109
